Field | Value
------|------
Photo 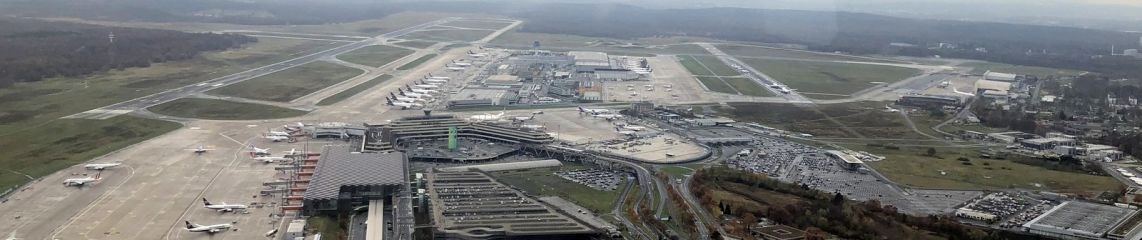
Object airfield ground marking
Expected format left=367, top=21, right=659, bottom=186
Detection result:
left=163, top=137, right=252, bottom=240
left=48, top=165, right=136, bottom=239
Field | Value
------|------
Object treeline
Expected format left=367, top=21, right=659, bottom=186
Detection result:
left=0, top=17, right=254, bottom=87
left=690, top=167, right=1034, bottom=240
left=6, top=1, right=1142, bottom=77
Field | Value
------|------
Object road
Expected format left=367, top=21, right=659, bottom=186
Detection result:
left=64, top=18, right=456, bottom=120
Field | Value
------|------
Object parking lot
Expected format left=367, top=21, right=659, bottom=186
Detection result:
left=557, top=169, right=624, bottom=191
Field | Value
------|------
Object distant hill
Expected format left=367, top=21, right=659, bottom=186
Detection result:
left=0, top=17, right=254, bottom=87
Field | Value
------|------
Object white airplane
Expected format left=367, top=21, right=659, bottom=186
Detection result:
left=263, top=135, right=291, bottom=142
left=410, top=88, right=438, bottom=94
left=580, top=106, right=616, bottom=115
left=267, top=130, right=292, bottom=137
left=446, top=67, right=466, bottom=71
left=425, top=76, right=451, bottom=80
left=469, top=111, right=506, bottom=122
left=203, top=198, right=249, bottom=212
left=187, top=145, right=214, bottom=154
left=403, top=92, right=432, bottom=99
left=413, top=84, right=439, bottom=89
left=283, top=122, right=305, bottom=132
left=185, top=221, right=232, bottom=234
left=392, top=102, right=421, bottom=108
left=63, top=173, right=100, bottom=186
left=423, top=79, right=448, bottom=83
left=394, top=96, right=422, bottom=102
left=617, top=130, right=638, bottom=136
left=247, top=146, right=270, bottom=155
left=593, top=114, right=623, bottom=120
left=253, top=156, right=290, bottom=163
left=84, top=163, right=121, bottom=170
left=450, top=61, right=472, bottom=67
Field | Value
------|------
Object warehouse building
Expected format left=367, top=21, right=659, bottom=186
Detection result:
left=1023, top=201, right=1138, bottom=240
left=302, top=145, right=407, bottom=215
left=569, top=51, right=611, bottom=72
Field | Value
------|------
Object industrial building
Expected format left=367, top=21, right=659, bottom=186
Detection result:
left=825, top=150, right=863, bottom=170
left=1023, top=201, right=1138, bottom=240
left=448, top=88, right=514, bottom=108
left=302, top=145, right=407, bottom=215
left=426, top=171, right=599, bottom=239
left=983, top=71, right=1020, bottom=82
left=568, top=51, right=611, bottom=72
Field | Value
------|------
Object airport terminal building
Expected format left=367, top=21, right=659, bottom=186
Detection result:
left=361, top=112, right=554, bottom=162
left=302, top=145, right=408, bottom=215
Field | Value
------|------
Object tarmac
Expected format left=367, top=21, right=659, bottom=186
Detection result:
left=0, top=17, right=526, bottom=240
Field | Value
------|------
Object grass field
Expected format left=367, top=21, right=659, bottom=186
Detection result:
left=678, top=55, right=713, bottom=76
left=336, top=45, right=414, bottom=68
left=717, top=44, right=904, bottom=63
left=148, top=98, right=308, bottom=120
left=961, top=62, right=1085, bottom=77
left=393, top=40, right=437, bottom=49
left=490, top=165, right=624, bottom=214
left=317, top=75, right=393, bottom=106
left=0, top=116, right=180, bottom=191
left=740, top=58, right=922, bottom=96
left=0, top=36, right=339, bottom=192
left=0, top=37, right=337, bottom=135
left=691, top=55, right=740, bottom=76
left=722, top=77, right=773, bottom=97
left=405, top=29, right=494, bottom=42
left=696, top=77, right=736, bottom=94
left=397, top=54, right=437, bottom=71
left=660, top=166, right=694, bottom=178
left=439, top=20, right=514, bottom=29
left=209, top=61, right=364, bottom=102
left=720, top=101, right=919, bottom=138
left=860, top=145, right=1121, bottom=193
left=236, top=32, right=366, bottom=42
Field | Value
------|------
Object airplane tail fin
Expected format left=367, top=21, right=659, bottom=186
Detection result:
left=203, top=198, right=212, bottom=206
left=185, top=221, right=198, bottom=229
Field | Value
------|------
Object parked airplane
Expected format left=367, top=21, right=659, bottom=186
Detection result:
left=593, top=114, right=623, bottom=120
left=84, top=162, right=121, bottom=170
left=263, top=135, right=291, bottom=142
left=413, top=84, right=439, bottom=89
left=393, top=96, right=422, bottom=102
left=423, top=78, right=448, bottom=83
left=578, top=106, right=611, bottom=114
left=253, top=156, right=290, bottom=163
left=392, top=102, right=421, bottom=109
left=63, top=173, right=100, bottom=186
left=247, top=146, right=270, bottom=156
left=283, top=122, right=305, bottom=132
left=185, top=221, right=232, bottom=234
left=187, top=145, right=214, bottom=154
left=425, top=76, right=451, bottom=80
left=203, top=198, right=249, bottom=212
left=446, top=67, right=466, bottom=71
left=267, top=130, right=292, bottom=137
left=450, top=60, right=472, bottom=67
left=402, top=92, right=432, bottom=99
left=410, top=88, right=438, bottom=94
left=468, top=111, right=505, bottom=122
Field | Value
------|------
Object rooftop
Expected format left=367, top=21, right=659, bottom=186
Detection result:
left=984, top=71, right=1019, bottom=81
left=438, top=159, right=562, bottom=172
left=303, top=145, right=406, bottom=201
left=826, top=150, right=863, bottom=164
left=1024, top=201, right=1136, bottom=238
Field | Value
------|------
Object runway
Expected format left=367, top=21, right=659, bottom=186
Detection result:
left=64, top=18, right=456, bottom=120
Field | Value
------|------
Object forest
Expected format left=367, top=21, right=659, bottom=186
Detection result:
left=3, top=1, right=1142, bottom=77
left=0, top=17, right=254, bottom=88
left=691, top=167, right=1039, bottom=240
